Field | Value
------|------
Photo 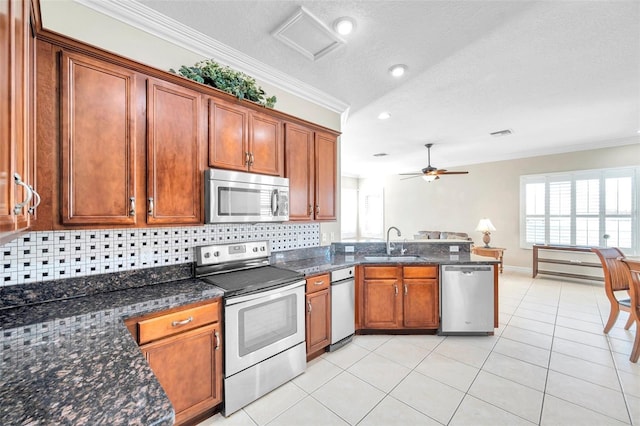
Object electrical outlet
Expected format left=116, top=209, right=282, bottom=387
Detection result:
left=449, top=245, right=459, bottom=253
left=322, top=233, right=328, bottom=243
left=345, top=245, right=355, bottom=253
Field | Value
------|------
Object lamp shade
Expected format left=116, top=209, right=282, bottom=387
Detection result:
left=475, top=218, right=496, bottom=233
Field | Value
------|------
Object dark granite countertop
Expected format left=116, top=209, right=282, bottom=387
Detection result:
left=0, top=266, right=224, bottom=425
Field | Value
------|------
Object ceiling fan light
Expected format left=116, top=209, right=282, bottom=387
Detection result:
left=422, top=175, right=438, bottom=182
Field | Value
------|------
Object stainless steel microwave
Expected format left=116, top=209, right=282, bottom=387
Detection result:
left=204, top=169, right=289, bottom=223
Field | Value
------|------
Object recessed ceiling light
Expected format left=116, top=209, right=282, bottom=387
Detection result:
left=389, top=64, right=407, bottom=77
left=333, top=17, right=356, bottom=35
left=373, top=153, right=388, bottom=157
left=378, top=112, right=391, bottom=120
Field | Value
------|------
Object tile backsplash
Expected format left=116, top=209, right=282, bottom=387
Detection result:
left=1, top=223, right=320, bottom=287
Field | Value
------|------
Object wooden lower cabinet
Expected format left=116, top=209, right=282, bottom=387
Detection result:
left=362, top=265, right=439, bottom=330
left=127, top=299, right=222, bottom=425
left=305, top=273, right=331, bottom=359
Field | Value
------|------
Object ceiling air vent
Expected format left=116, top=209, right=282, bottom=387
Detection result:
left=272, top=6, right=345, bottom=61
left=373, top=153, right=388, bottom=157
left=490, top=129, right=513, bottom=137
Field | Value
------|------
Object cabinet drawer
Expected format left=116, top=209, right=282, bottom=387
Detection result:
left=306, top=273, right=330, bottom=293
left=363, top=266, right=398, bottom=279
left=403, top=266, right=438, bottom=279
left=137, top=301, right=220, bottom=345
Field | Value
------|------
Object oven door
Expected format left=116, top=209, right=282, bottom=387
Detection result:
left=224, top=280, right=305, bottom=377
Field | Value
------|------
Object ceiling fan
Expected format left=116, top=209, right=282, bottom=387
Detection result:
left=400, top=143, right=469, bottom=181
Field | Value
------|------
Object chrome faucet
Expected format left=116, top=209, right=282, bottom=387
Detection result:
left=386, top=226, right=402, bottom=255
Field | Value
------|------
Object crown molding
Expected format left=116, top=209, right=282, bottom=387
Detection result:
left=73, top=0, right=350, bottom=115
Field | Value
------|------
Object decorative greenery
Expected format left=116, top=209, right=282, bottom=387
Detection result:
left=170, top=59, right=277, bottom=108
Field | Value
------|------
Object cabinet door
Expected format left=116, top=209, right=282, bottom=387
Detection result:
left=306, top=289, right=331, bottom=355
left=314, top=131, right=337, bottom=221
left=284, top=122, right=314, bottom=221
left=249, top=111, right=282, bottom=176
left=363, top=279, right=402, bottom=329
left=60, top=52, right=137, bottom=225
left=147, top=79, right=202, bottom=225
left=403, top=279, right=439, bottom=328
left=0, top=0, right=31, bottom=241
left=208, top=98, right=248, bottom=171
left=142, top=323, right=222, bottom=425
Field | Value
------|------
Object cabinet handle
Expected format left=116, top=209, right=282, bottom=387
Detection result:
left=28, top=185, right=41, bottom=215
left=250, top=153, right=255, bottom=166
left=129, top=197, right=135, bottom=216
left=214, top=330, right=220, bottom=350
left=308, top=204, right=313, bottom=215
left=147, top=197, right=154, bottom=216
left=171, top=316, right=193, bottom=327
left=307, top=301, right=312, bottom=313
left=245, top=152, right=251, bottom=166
left=394, top=284, right=398, bottom=296
left=404, top=284, right=408, bottom=296
left=314, top=280, right=324, bottom=286
left=13, top=173, right=33, bottom=215
left=315, top=205, right=319, bottom=215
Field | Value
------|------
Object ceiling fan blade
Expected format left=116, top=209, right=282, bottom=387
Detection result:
left=400, top=175, right=422, bottom=180
left=438, top=171, right=469, bottom=175
left=399, top=172, right=423, bottom=176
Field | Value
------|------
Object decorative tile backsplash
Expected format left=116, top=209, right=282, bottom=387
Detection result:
left=1, top=223, right=320, bottom=287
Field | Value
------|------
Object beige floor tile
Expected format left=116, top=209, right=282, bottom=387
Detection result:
left=545, top=370, right=629, bottom=423
left=606, top=325, right=637, bottom=342
left=613, top=352, right=640, bottom=376
left=501, top=325, right=553, bottom=350
left=199, top=410, right=257, bottom=426
left=268, top=396, right=348, bottom=426
left=627, top=393, right=640, bottom=425
left=520, top=294, right=558, bottom=308
left=243, top=382, right=307, bottom=426
left=549, top=352, right=620, bottom=390
left=351, top=334, right=391, bottom=351
left=558, top=300, right=601, bottom=315
left=450, top=395, right=536, bottom=426
left=414, top=352, right=480, bottom=392
left=513, top=307, right=557, bottom=324
left=493, top=337, right=550, bottom=368
left=311, top=371, right=385, bottom=425
left=433, top=338, right=491, bottom=368
left=322, top=340, right=369, bottom=369
left=292, top=357, right=342, bottom=393
left=373, top=336, right=432, bottom=369
left=554, top=325, right=610, bottom=350
left=540, top=395, right=628, bottom=426
left=445, top=334, right=499, bottom=351
left=556, top=307, right=603, bottom=325
left=552, top=337, right=615, bottom=367
left=482, top=352, right=548, bottom=391
left=358, top=395, right=441, bottom=426
left=468, top=371, right=544, bottom=423
left=508, top=316, right=555, bottom=336
left=390, top=333, right=445, bottom=350
left=608, top=336, right=634, bottom=356
left=555, top=315, right=605, bottom=335
left=347, top=351, right=411, bottom=392
left=390, top=371, right=465, bottom=424
left=618, top=369, right=640, bottom=398
left=518, top=301, right=558, bottom=315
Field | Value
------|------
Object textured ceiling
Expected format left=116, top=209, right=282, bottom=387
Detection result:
left=102, top=1, right=640, bottom=176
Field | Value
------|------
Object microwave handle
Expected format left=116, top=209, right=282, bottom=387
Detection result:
left=271, top=189, right=279, bottom=216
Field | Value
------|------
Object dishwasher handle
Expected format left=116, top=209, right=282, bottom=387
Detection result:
left=442, top=265, right=492, bottom=273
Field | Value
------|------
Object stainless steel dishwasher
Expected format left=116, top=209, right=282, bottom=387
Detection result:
left=439, top=264, right=494, bottom=335
left=329, top=266, right=355, bottom=351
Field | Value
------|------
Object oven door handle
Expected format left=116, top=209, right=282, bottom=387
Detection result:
left=225, top=280, right=305, bottom=306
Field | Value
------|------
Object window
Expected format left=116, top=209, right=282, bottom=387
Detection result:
left=520, top=167, right=639, bottom=254
left=359, top=186, right=384, bottom=239
left=341, top=187, right=358, bottom=239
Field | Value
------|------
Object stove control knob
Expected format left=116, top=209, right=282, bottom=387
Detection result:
left=260, top=247, right=265, bottom=251
left=213, top=251, right=219, bottom=257
left=253, top=247, right=258, bottom=252
left=204, top=252, right=210, bottom=258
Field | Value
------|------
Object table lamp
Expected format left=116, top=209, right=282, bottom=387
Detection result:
left=476, top=218, right=496, bottom=248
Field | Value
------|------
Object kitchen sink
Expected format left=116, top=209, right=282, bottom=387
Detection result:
left=364, top=256, right=423, bottom=262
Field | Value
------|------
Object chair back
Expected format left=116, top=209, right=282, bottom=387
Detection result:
left=622, top=259, right=640, bottom=310
left=592, top=247, right=628, bottom=292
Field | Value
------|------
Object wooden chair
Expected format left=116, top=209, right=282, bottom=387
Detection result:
left=591, top=248, right=633, bottom=333
left=621, top=258, right=640, bottom=363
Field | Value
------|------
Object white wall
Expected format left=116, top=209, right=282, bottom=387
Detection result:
left=360, top=141, right=640, bottom=269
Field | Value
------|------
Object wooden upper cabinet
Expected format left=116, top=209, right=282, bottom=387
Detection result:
left=208, top=98, right=283, bottom=176
left=60, top=51, right=137, bottom=226
left=0, top=0, right=33, bottom=243
left=249, top=110, right=283, bottom=176
left=147, top=78, right=203, bottom=225
left=208, top=98, right=248, bottom=172
left=284, top=122, right=314, bottom=221
left=314, top=131, right=337, bottom=221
